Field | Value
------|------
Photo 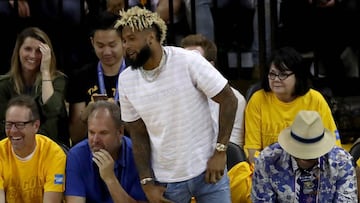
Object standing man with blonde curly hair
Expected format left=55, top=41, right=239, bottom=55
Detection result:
left=115, top=6, right=237, bottom=203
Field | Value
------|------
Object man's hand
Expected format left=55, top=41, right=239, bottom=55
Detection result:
left=9, top=0, right=30, bottom=17
left=92, top=149, right=116, bottom=182
left=205, top=151, right=226, bottom=184
left=142, top=184, right=173, bottom=203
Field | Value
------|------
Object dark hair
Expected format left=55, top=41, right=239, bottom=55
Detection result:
left=89, top=11, right=120, bottom=37
left=261, top=47, right=311, bottom=96
left=9, top=27, right=58, bottom=94
left=6, top=95, right=40, bottom=121
left=84, top=101, right=123, bottom=128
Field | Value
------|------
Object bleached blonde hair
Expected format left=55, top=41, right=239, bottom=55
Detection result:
left=114, top=6, right=167, bottom=44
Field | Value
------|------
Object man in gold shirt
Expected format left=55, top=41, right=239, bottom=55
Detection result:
left=0, top=95, right=66, bottom=203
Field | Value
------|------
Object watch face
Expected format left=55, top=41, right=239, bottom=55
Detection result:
left=216, top=143, right=227, bottom=152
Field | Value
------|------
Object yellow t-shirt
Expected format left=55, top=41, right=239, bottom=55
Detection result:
left=244, top=89, right=341, bottom=151
left=0, top=134, right=66, bottom=203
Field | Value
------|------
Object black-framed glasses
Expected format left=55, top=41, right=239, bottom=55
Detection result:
left=268, top=71, right=294, bottom=81
left=3, top=120, right=34, bottom=130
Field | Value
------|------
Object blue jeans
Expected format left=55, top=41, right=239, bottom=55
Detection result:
left=158, top=170, right=231, bottom=203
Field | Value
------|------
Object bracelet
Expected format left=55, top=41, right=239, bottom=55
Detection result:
left=140, top=177, right=154, bottom=185
left=42, top=80, right=52, bottom=82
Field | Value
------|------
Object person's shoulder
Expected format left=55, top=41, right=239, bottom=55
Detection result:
left=327, top=146, right=353, bottom=161
left=259, top=143, right=287, bottom=161
left=71, top=63, right=97, bottom=78
left=164, top=46, right=198, bottom=59
left=0, top=75, right=11, bottom=84
left=122, top=136, right=133, bottom=149
left=307, top=88, right=323, bottom=96
left=53, top=71, right=68, bottom=82
left=303, top=88, right=329, bottom=103
left=68, top=139, right=90, bottom=154
left=0, top=138, right=10, bottom=154
left=35, top=134, right=66, bottom=157
left=248, top=89, right=267, bottom=102
left=230, top=87, right=246, bottom=102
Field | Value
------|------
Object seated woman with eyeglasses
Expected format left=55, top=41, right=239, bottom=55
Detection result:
left=244, top=46, right=342, bottom=164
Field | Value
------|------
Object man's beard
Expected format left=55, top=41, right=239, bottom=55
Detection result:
left=125, top=44, right=152, bottom=70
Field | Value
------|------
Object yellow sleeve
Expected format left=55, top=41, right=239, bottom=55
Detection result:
left=43, top=141, right=66, bottom=192
left=0, top=158, right=3, bottom=190
left=244, top=91, right=263, bottom=150
left=313, top=91, right=342, bottom=147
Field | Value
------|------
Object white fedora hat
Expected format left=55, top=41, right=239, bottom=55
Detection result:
left=278, top=110, right=335, bottom=159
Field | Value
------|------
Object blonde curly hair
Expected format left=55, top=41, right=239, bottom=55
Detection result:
left=114, top=6, right=167, bottom=44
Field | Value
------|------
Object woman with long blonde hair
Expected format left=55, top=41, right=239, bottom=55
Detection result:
left=0, top=27, right=69, bottom=146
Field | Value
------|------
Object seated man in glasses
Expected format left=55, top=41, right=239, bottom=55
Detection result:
left=244, top=46, right=342, bottom=164
left=0, top=95, right=66, bottom=203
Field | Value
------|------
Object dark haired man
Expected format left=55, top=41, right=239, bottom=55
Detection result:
left=67, top=11, right=126, bottom=145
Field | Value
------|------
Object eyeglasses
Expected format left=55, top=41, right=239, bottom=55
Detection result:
left=4, top=120, right=34, bottom=130
left=268, top=71, right=294, bottom=81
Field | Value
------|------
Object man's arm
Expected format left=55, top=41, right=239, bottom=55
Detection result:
left=69, top=102, right=87, bottom=144
left=252, top=155, right=276, bottom=202
left=126, top=119, right=172, bottom=203
left=212, top=83, right=238, bottom=145
left=206, top=83, right=237, bottom=183
left=335, top=153, right=358, bottom=201
left=65, top=196, right=86, bottom=203
left=247, top=149, right=260, bottom=164
left=43, top=191, right=63, bottom=203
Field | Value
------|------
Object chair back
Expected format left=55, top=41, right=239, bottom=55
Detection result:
left=349, top=137, right=360, bottom=166
left=226, top=142, right=247, bottom=170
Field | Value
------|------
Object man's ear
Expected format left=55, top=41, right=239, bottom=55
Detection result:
left=118, top=125, right=125, bottom=136
left=90, top=37, right=94, bottom=46
left=33, top=120, right=41, bottom=132
left=210, top=60, right=216, bottom=67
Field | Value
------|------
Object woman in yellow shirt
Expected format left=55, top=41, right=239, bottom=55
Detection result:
left=244, top=47, right=341, bottom=163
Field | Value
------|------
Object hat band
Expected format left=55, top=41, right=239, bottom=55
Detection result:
left=290, top=131, right=324, bottom=143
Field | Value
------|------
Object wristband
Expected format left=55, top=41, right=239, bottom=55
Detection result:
left=42, top=80, right=52, bottom=82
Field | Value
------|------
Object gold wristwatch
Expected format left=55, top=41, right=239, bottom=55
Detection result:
left=215, top=143, right=227, bottom=152
left=140, top=177, right=154, bottom=185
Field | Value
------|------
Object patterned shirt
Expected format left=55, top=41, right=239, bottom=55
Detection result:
left=251, top=143, right=357, bottom=203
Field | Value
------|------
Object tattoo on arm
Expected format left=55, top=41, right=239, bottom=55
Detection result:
left=126, top=119, right=154, bottom=178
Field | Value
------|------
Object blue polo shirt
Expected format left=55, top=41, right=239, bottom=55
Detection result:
left=65, top=136, right=147, bottom=202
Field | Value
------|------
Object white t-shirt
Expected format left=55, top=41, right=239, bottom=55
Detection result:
left=208, top=87, right=246, bottom=147
left=118, top=46, right=227, bottom=182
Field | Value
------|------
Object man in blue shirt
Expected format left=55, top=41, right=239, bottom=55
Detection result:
left=252, top=110, right=357, bottom=202
left=65, top=101, right=147, bottom=203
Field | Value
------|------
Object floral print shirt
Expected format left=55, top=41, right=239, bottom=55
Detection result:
left=251, top=143, right=357, bottom=203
